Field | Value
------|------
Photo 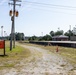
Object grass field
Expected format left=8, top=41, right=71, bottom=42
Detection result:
left=0, top=41, right=31, bottom=57
left=0, top=41, right=31, bottom=69
left=0, top=41, right=76, bottom=70
left=0, top=41, right=76, bottom=75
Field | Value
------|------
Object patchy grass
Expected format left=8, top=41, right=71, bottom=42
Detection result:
left=42, top=45, right=76, bottom=64
left=0, top=41, right=31, bottom=69
left=22, top=42, right=76, bottom=65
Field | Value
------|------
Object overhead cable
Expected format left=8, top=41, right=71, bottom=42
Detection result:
left=22, top=1, right=76, bottom=9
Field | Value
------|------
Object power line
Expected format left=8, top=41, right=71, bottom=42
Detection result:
left=1, top=0, right=76, bottom=11
left=22, top=1, right=76, bottom=9
left=22, top=2, right=76, bottom=11
left=25, top=6, right=76, bottom=15
left=19, top=1, right=76, bottom=15
left=1, top=0, right=76, bottom=10
left=0, top=0, right=76, bottom=15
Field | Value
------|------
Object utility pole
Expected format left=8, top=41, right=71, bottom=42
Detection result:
left=69, top=25, right=71, bottom=40
left=4, top=31, right=6, bottom=37
left=41, top=32, right=43, bottom=37
left=9, top=0, right=21, bottom=50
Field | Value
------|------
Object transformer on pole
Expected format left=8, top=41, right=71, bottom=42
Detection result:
left=9, top=0, right=21, bottom=50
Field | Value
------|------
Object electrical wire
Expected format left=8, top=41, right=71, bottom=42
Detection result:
left=1, top=0, right=76, bottom=15
left=24, top=6, right=76, bottom=15
left=1, top=0, right=76, bottom=9
left=21, top=2, right=76, bottom=11
left=1, top=0, right=76, bottom=10
left=20, top=1, right=76, bottom=15
left=22, top=1, right=76, bottom=9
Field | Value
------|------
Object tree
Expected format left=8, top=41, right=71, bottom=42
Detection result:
left=32, top=36, right=37, bottom=40
left=42, top=34, right=52, bottom=41
left=55, top=30, right=63, bottom=35
left=15, top=32, right=25, bottom=41
left=64, top=30, right=73, bottom=36
left=50, top=31, right=55, bottom=37
left=64, top=30, right=73, bottom=40
left=28, top=37, right=32, bottom=41
left=28, top=35, right=37, bottom=41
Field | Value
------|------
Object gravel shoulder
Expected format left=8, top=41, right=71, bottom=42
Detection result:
left=0, top=43, right=76, bottom=75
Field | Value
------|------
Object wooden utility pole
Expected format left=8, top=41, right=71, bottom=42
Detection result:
left=9, top=0, right=21, bottom=50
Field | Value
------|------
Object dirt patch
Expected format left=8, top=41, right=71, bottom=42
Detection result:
left=0, top=43, right=76, bottom=75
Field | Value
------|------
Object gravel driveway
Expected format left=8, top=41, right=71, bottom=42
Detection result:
left=0, top=43, right=76, bottom=75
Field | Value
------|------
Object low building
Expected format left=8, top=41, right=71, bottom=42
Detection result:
left=70, top=36, right=76, bottom=41
left=52, top=35, right=69, bottom=41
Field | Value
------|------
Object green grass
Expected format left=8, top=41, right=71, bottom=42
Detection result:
left=0, top=41, right=31, bottom=69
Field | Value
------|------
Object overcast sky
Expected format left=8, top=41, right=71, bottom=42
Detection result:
left=0, top=0, right=76, bottom=36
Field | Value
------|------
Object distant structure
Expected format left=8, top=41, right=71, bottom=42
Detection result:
left=52, top=35, right=69, bottom=41
left=73, top=27, right=76, bottom=35
left=70, top=36, right=76, bottom=41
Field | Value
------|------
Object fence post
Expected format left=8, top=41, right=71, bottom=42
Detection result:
left=4, top=40, right=5, bottom=56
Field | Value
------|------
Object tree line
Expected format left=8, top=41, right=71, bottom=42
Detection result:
left=3, top=32, right=25, bottom=41
left=28, top=29, right=74, bottom=41
left=3, top=29, right=75, bottom=41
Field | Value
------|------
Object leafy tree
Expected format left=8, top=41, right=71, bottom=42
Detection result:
left=64, top=30, right=73, bottom=36
left=28, top=37, right=32, bottom=41
left=55, top=30, right=63, bottom=35
left=32, top=36, right=37, bottom=40
left=15, top=32, right=25, bottom=41
left=28, top=35, right=37, bottom=41
left=42, top=34, right=52, bottom=41
left=50, top=31, right=55, bottom=36
left=64, top=30, right=73, bottom=40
